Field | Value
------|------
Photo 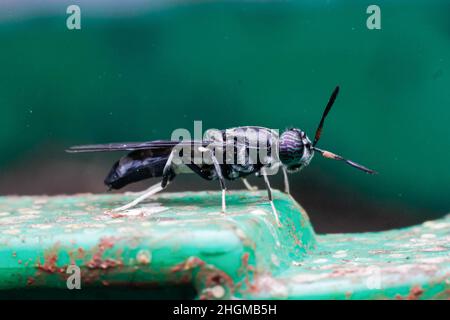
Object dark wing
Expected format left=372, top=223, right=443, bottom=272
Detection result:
left=66, top=140, right=209, bottom=153
left=67, top=133, right=273, bottom=153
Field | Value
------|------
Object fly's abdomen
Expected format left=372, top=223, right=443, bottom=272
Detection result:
left=104, top=151, right=170, bottom=189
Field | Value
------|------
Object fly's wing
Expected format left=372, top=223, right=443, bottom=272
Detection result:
left=66, top=140, right=209, bottom=153
left=66, top=135, right=270, bottom=153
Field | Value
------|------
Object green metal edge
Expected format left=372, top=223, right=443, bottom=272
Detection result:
left=0, top=191, right=448, bottom=299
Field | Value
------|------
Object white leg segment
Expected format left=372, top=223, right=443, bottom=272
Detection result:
left=222, top=189, right=226, bottom=212
left=282, top=166, right=290, bottom=194
left=200, top=146, right=227, bottom=213
left=261, top=168, right=281, bottom=227
left=113, top=182, right=163, bottom=212
left=242, top=178, right=258, bottom=191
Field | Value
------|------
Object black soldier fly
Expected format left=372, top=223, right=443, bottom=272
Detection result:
left=67, top=86, right=376, bottom=226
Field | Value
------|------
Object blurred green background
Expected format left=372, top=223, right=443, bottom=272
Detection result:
left=0, top=0, right=449, bottom=232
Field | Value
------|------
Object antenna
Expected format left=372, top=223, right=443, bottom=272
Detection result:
left=313, top=86, right=340, bottom=146
left=313, top=147, right=377, bottom=174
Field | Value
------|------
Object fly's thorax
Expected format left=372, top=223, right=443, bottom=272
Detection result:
left=279, top=128, right=314, bottom=172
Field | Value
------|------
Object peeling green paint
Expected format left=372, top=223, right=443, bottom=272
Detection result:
left=0, top=191, right=448, bottom=299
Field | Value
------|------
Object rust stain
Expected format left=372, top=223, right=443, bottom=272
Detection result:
left=67, top=247, right=87, bottom=265
left=86, top=237, right=122, bottom=270
left=36, top=244, right=65, bottom=273
left=241, top=252, right=256, bottom=273
left=108, top=212, right=126, bottom=219
left=136, top=250, right=151, bottom=265
left=87, top=258, right=122, bottom=270
left=407, top=286, right=424, bottom=300
left=330, top=268, right=359, bottom=277
left=171, top=257, right=205, bottom=273
left=205, top=271, right=234, bottom=289
left=77, top=247, right=86, bottom=259
left=239, top=252, right=257, bottom=292
left=31, top=238, right=124, bottom=287
left=26, top=277, right=35, bottom=286
left=199, top=270, right=234, bottom=300
left=291, top=232, right=303, bottom=247
left=285, top=219, right=303, bottom=247
left=395, top=286, right=424, bottom=300
left=171, top=256, right=235, bottom=299
left=180, top=274, right=191, bottom=284
left=241, top=272, right=286, bottom=297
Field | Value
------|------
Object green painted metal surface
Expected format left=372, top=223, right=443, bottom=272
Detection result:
left=2, top=1, right=450, bottom=216
left=0, top=191, right=448, bottom=299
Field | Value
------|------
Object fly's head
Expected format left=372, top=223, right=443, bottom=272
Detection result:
left=279, top=128, right=314, bottom=173
left=278, top=86, right=376, bottom=176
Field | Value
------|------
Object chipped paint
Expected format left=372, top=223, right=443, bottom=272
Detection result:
left=0, top=191, right=448, bottom=299
left=86, top=237, right=122, bottom=270
left=136, top=249, right=151, bottom=265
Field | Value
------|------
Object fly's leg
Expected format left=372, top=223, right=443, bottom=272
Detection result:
left=124, top=185, right=156, bottom=196
left=199, top=147, right=227, bottom=213
left=161, top=150, right=176, bottom=189
left=113, top=150, right=176, bottom=212
left=124, top=190, right=146, bottom=196
left=242, top=178, right=258, bottom=191
left=282, top=166, right=290, bottom=194
left=261, top=168, right=281, bottom=227
left=212, top=155, right=227, bottom=213
left=112, top=182, right=164, bottom=212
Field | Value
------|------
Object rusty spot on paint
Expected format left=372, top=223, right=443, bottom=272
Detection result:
left=291, top=230, right=303, bottom=247
left=241, top=252, right=255, bottom=272
left=36, top=245, right=64, bottom=273
left=395, top=286, right=424, bottom=300
left=241, top=252, right=249, bottom=267
left=407, top=286, right=424, bottom=300
left=200, top=271, right=234, bottom=299
left=243, top=273, right=288, bottom=298
left=77, top=247, right=86, bottom=259
left=68, top=247, right=86, bottom=264
left=171, top=257, right=205, bottom=273
left=205, top=272, right=233, bottom=289
left=27, top=277, right=35, bottom=286
left=86, top=237, right=122, bottom=270
left=180, top=274, right=191, bottom=284
left=171, top=256, right=234, bottom=299
left=108, top=212, right=126, bottom=219
left=87, top=258, right=122, bottom=270
left=238, top=253, right=257, bottom=293
left=136, top=250, right=151, bottom=265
